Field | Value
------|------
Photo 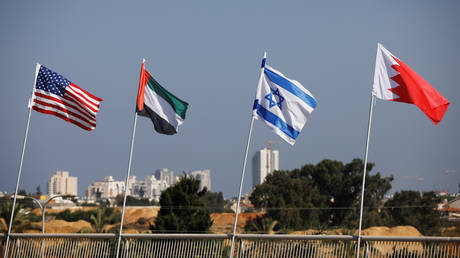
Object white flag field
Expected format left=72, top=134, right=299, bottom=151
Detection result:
left=253, top=64, right=317, bottom=145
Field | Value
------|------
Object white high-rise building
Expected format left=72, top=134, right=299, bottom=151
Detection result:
left=188, top=170, right=211, bottom=191
left=252, top=148, right=279, bottom=188
left=86, top=176, right=125, bottom=200
left=132, top=174, right=170, bottom=201
left=47, top=171, right=78, bottom=196
left=155, top=168, right=175, bottom=186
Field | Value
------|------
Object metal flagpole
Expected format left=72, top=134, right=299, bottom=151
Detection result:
left=116, top=58, right=145, bottom=257
left=116, top=112, right=138, bottom=258
left=229, top=52, right=266, bottom=258
left=355, top=94, right=375, bottom=258
left=4, top=64, right=40, bottom=258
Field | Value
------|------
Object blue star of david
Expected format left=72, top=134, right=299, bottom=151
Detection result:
left=264, top=88, right=284, bottom=110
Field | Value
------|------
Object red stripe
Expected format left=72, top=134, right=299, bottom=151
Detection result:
left=67, top=84, right=101, bottom=109
left=69, top=83, right=103, bottom=102
left=136, top=62, right=149, bottom=111
left=35, top=92, right=96, bottom=121
left=64, top=91, right=98, bottom=114
left=32, top=106, right=94, bottom=131
left=33, top=99, right=96, bottom=127
left=62, top=95, right=97, bottom=119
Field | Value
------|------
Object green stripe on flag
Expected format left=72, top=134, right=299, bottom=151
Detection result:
left=146, top=76, right=188, bottom=119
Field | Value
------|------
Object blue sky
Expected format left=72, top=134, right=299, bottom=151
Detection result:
left=1, top=1, right=459, bottom=198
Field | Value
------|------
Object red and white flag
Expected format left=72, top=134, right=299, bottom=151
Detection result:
left=31, top=64, right=103, bottom=131
left=372, top=43, right=450, bottom=124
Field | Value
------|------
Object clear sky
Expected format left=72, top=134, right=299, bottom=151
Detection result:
left=1, top=1, right=459, bottom=198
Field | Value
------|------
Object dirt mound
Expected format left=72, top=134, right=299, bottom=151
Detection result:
left=210, top=212, right=264, bottom=234
left=114, top=207, right=159, bottom=225
left=362, top=226, right=423, bottom=255
left=361, top=226, right=422, bottom=237
left=45, top=219, right=92, bottom=233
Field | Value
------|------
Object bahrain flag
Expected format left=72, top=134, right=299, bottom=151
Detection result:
left=372, top=43, right=450, bottom=124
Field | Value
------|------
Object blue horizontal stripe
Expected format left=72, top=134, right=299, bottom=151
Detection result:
left=264, top=68, right=317, bottom=109
left=255, top=103, right=299, bottom=140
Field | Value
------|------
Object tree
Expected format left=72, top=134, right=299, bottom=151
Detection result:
left=35, top=185, right=42, bottom=196
left=247, top=159, right=393, bottom=232
left=78, top=206, right=120, bottom=233
left=17, top=189, right=27, bottom=196
left=0, top=199, right=41, bottom=233
left=249, top=169, right=323, bottom=231
left=199, top=191, right=230, bottom=213
left=383, top=191, right=441, bottom=235
left=152, top=176, right=212, bottom=233
left=301, top=159, right=392, bottom=228
left=244, top=215, right=278, bottom=234
left=115, top=195, right=154, bottom=206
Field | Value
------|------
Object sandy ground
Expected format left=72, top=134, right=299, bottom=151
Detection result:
left=17, top=207, right=457, bottom=237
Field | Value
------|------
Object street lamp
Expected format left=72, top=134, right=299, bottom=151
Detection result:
left=13, top=194, right=71, bottom=258
left=13, top=194, right=65, bottom=234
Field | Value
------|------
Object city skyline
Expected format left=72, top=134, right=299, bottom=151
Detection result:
left=10, top=151, right=459, bottom=199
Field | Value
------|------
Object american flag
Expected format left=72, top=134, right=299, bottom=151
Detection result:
left=31, top=64, right=103, bottom=131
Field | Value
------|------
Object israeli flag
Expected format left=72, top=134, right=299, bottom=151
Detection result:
left=253, top=62, right=317, bottom=145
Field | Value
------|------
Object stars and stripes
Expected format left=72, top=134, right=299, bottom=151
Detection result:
left=31, top=64, right=103, bottom=131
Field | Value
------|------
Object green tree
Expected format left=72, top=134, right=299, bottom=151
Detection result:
left=152, top=176, right=212, bottom=233
left=301, top=159, right=392, bottom=228
left=244, top=216, right=278, bottom=234
left=383, top=191, right=441, bottom=235
left=0, top=200, right=41, bottom=233
left=249, top=169, right=323, bottom=231
left=248, top=159, right=393, bottom=232
left=79, top=206, right=120, bottom=233
left=199, top=191, right=230, bottom=213
left=35, top=185, right=42, bottom=196
left=115, top=195, right=152, bottom=206
left=17, top=189, right=27, bottom=196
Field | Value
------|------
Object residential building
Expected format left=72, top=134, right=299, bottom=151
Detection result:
left=188, top=170, right=211, bottom=191
left=131, top=174, right=170, bottom=201
left=155, top=168, right=175, bottom=185
left=86, top=176, right=124, bottom=200
left=252, top=148, right=279, bottom=188
left=47, top=171, right=78, bottom=196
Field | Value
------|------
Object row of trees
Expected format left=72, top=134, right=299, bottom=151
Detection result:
left=245, top=159, right=442, bottom=235
left=150, top=159, right=442, bottom=235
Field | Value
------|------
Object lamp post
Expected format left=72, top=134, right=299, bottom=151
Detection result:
left=12, top=194, right=68, bottom=258
left=14, top=194, right=64, bottom=234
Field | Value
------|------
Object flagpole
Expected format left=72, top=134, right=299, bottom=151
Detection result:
left=116, top=111, right=138, bottom=258
left=356, top=94, right=375, bottom=258
left=229, top=52, right=266, bottom=258
left=4, top=64, right=40, bottom=258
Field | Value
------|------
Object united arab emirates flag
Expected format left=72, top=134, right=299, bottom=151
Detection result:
left=136, top=60, right=188, bottom=135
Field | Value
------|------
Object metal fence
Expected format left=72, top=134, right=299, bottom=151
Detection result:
left=1, top=233, right=459, bottom=257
